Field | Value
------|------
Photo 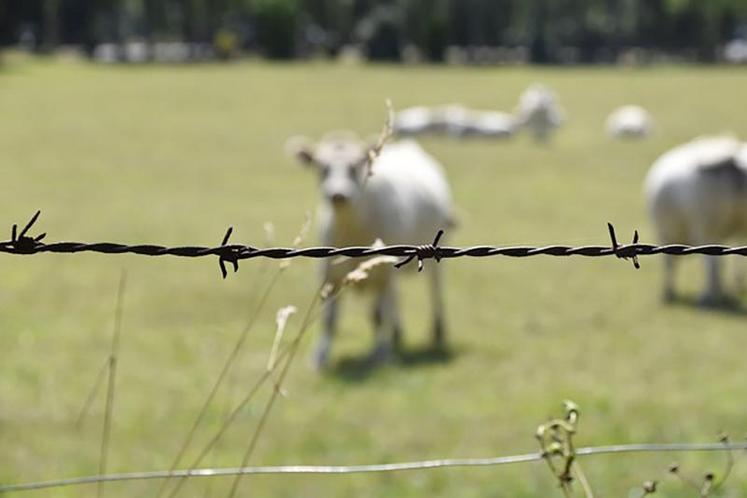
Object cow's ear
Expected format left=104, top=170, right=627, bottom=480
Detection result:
left=285, top=136, right=315, bottom=166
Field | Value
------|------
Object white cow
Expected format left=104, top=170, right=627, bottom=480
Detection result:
left=288, top=132, right=455, bottom=368
left=464, top=111, right=518, bottom=138
left=515, top=84, right=564, bottom=142
left=432, top=105, right=517, bottom=139
left=606, top=105, right=653, bottom=139
left=393, top=106, right=437, bottom=136
left=395, top=105, right=517, bottom=140
left=644, top=136, right=747, bottom=304
left=432, top=104, right=473, bottom=137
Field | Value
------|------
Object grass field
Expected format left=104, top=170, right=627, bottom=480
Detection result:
left=1, top=55, right=746, bottom=498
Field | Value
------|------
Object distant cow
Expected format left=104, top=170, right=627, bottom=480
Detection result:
left=515, top=84, right=564, bottom=142
left=433, top=105, right=518, bottom=139
left=393, top=106, right=438, bottom=136
left=287, top=132, right=455, bottom=368
left=394, top=104, right=517, bottom=140
left=606, top=105, right=653, bottom=139
left=644, top=136, right=747, bottom=304
left=433, top=104, right=473, bottom=137
left=463, top=111, right=518, bottom=138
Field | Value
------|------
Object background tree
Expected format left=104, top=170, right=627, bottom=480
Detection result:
left=0, top=0, right=744, bottom=62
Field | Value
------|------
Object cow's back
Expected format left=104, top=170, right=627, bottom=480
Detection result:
left=359, top=140, right=453, bottom=245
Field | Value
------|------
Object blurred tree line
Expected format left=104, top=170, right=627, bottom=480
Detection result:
left=0, top=0, right=745, bottom=62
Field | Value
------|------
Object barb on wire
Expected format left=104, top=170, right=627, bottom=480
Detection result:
left=607, top=223, right=640, bottom=269
left=9, top=210, right=46, bottom=253
left=394, top=229, right=444, bottom=271
left=8, top=212, right=747, bottom=278
left=218, top=227, right=240, bottom=279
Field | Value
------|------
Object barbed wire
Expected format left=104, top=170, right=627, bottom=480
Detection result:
left=3, top=211, right=747, bottom=278
left=2, top=442, right=746, bottom=493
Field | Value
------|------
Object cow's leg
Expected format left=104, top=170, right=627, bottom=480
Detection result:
left=373, top=291, right=403, bottom=352
left=314, top=297, right=339, bottom=369
left=369, top=281, right=398, bottom=364
left=735, top=255, right=745, bottom=294
left=700, top=255, right=724, bottom=306
left=691, top=226, right=725, bottom=305
left=429, top=263, right=446, bottom=349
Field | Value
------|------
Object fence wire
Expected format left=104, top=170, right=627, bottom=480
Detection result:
left=3, top=211, right=747, bottom=277
left=2, top=442, right=746, bottom=493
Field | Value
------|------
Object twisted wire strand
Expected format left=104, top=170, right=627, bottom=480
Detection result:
left=5, top=242, right=747, bottom=258
left=3, top=212, right=747, bottom=277
left=2, top=442, right=746, bottom=493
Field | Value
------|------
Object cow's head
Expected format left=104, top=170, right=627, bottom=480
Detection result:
left=287, top=131, right=371, bottom=209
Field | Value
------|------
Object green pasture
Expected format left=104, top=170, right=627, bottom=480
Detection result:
left=1, top=56, right=746, bottom=497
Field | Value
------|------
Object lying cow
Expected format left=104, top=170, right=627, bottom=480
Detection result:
left=606, top=105, right=653, bottom=139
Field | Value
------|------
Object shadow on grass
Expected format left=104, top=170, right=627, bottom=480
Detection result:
left=329, top=345, right=457, bottom=383
left=667, top=294, right=747, bottom=316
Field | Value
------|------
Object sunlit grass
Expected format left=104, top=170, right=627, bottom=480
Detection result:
left=0, top=57, right=746, bottom=497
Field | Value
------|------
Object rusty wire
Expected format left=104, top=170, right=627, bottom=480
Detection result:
left=3, top=211, right=747, bottom=278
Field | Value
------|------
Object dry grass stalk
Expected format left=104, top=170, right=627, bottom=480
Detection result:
left=159, top=271, right=283, bottom=498
left=97, top=271, right=127, bottom=498
left=536, top=401, right=595, bottom=498
left=343, top=255, right=398, bottom=285
left=268, top=305, right=298, bottom=372
left=159, top=216, right=309, bottom=497
left=226, top=285, right=327, bottom=498
left=263, top=222, right=275, bottom=245
left=665, top=433, right=742, bottom=498
left=75, top=358, right=109, bottom=428
left=164, top=216, right=315, bottom=498
left=174, top=252, right=392, bottom=496
left=364, top=99, right=394, bottom=179
left=280, top=211, right=312, bottom=270
left=321, top=244, right=398, bottom=302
